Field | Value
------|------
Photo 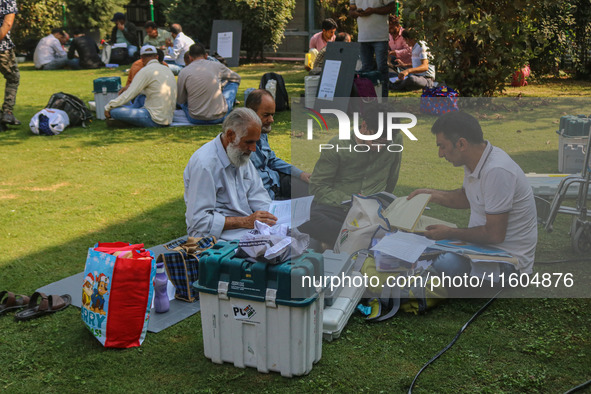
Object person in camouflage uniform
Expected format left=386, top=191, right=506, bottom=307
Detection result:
left=0, top=0, right=20, bottom=127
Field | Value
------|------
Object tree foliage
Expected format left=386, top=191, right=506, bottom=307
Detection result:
left=402, top=0, right=547, bottom=96
left=64, top=0, right=129, bottom=36
left=166, top=0, right=295, bottom=61
left=13, top=0, right=63, bottom=51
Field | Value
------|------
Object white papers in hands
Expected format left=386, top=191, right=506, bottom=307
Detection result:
left=371, top=231, right=435, bottom=263
left=268, top=196, right=314, bottom=228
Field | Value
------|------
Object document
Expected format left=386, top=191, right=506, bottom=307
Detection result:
left=217, top=31, right=233, bottom=59
left=382, top=194, right=431, bottom=232
left=317, top=60, right=341, bottom=101
left=268, top=196, right=314, bottom=228
left=371, top=231, right=436, bottom=263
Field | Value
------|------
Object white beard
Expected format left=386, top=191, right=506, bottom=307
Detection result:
left=227, top=142, right=251, bottom=167
left=261, top=124, right=272, bottom=134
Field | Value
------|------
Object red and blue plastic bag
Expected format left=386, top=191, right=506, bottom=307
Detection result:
left=82, top=242, right=156, bottom=348
left=420, top=86, right=459, bottom=115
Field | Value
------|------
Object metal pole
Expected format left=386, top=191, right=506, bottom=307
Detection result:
left=62, top=3, right=67, bottom=27
left=150, top=0, right=154, bottom=21
left=396, top=1, right=400, bottom=17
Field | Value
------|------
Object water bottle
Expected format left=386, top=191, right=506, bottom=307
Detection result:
left=154, top=262, right=170, bottom=313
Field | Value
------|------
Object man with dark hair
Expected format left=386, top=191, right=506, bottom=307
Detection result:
left=33, top=27, right=69, bottom=70
left=109, top=12, right=138, bottom=58
left=0, top=0, right=20, bottom=126
left=105, top=45, right=176, bottom=127
left=67, top=29, right=103, bottom=69
left=177, top=43, right=240, bottom=125
left=164, top=23, right=194, bottom=74
left=390, top=27, right=436, bottom=91
left=184, top=107, right=277, bottom=240
left=143, top=21, right=171, bottom=49
left=299, top=108, right=403, bottom=246
left=309, top=18, right=338, bottom=51
left=388, top=15, right=411, bottom=66
left=349, top=0, right=396, bottom=97
left=408, top=111, right=537, bottom=276
left=246, top=89, right=311, bottom=200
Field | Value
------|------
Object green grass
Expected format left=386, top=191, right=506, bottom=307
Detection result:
left=1, top=62, right=590, bottom=393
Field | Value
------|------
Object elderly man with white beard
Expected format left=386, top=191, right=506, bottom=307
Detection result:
left=184, top=107, right=277, bottom=241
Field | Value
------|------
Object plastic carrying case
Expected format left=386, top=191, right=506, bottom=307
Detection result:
left=195, top=240, right=324, bottom=377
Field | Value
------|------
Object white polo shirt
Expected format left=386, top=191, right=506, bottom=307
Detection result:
left=350, top=0, right=392, bottom=42
left=463, top=142, right=537, bottom=273
left=412, top=41, right=436, bottom=79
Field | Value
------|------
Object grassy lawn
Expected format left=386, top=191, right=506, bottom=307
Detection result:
left=0, top=62, right=590, bottom=393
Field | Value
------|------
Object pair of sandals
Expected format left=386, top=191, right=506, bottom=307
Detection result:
left=0, top=291, right=71, bottom=321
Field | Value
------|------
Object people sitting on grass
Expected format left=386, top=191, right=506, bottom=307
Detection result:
left=184, top=107, right=277, bottom=241
left=387, top=15, right=411, bottom=69
left=245, top=89, right=311, bottom=200
left=67, top=29, right=103, bottom=70
left=109, top=12, right=139, bottom=59
left=390, top=27, right=436, bottom=91
left=407, top=111, right=537, bottom=278
left=298, top=106, right=403, bottom=247
left=104, top=45, right=176, bottom=128
left=309, top=18, right=338, bottom=51
left=177, top=43, right=240, bottom=125
left=33, top=28, right=69, bottom=70
left=165, top=23, right=194, bottom=75
left=118, top=49, right=168, bottom=95
left=143, top=21, right=171, bottom=50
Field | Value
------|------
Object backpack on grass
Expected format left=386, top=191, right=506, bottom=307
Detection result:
left=46, top=92, right=93, bottom=127
left=259, top=72, right=290, bottom=111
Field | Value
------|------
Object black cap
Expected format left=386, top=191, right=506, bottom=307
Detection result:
left=111, top=12, right=125, bottom=22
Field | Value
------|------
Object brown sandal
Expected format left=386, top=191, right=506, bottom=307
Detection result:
left=14, top=292, right=71, bottom=321
left=0, top=291, right=30, bottom=316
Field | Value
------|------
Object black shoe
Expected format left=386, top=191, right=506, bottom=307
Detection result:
left=1, top=111, right=21, bottom=125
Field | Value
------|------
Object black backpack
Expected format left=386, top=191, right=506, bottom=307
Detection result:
left=46, top=92, right=93, bottom=127
left=259, top=72, right=290, bottom=111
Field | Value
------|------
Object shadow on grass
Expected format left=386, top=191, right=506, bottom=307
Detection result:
left=1, top=197, right=188, bottom=291
left=0, top=111, right=225, bottom=147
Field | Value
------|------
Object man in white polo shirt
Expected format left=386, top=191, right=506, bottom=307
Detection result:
left=408, top=111, right=537, bottom=276
left=105, top=45, right=176, bottom=127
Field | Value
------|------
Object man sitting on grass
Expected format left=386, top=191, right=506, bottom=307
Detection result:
left=104, top=45, right=176, bottom=128
left=390, top=27, right=436, bottom=91
left=407, top=111, right=537, bottom=277
left=177, top=43, right=240, bottom=125
left=246, top=89, right=311, bottom=200
left=184, top=108, right=277, bottom=241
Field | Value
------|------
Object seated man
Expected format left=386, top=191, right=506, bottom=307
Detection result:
left=67, top=29, right=103, bottom=69
left=33, top=28, right=69, bottom=70
left=143, top=21, right=171, bottom=49
left=245, top=89, right=311, bottom=200
left=105, top=45, right=176, bottom=128
left=177, top=43, right=240, bottom=125
left=165, top=23, right=194, bottom=75
left=299, top=108, right=403, bottom=246
left=118, top=49, right=168, bottom=95
left=309, top=18, right=337, bottom=51
left=184, top=107, right=277, bottom=240
left=387, top=15, right=411, bottom=67
left=109, top=12, right=139, bottom=59
left=408, top=111, right=537, bottom=277
left=390, top=27, right=436, bottom=91
left=310, top=32, right=351, bottom=75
